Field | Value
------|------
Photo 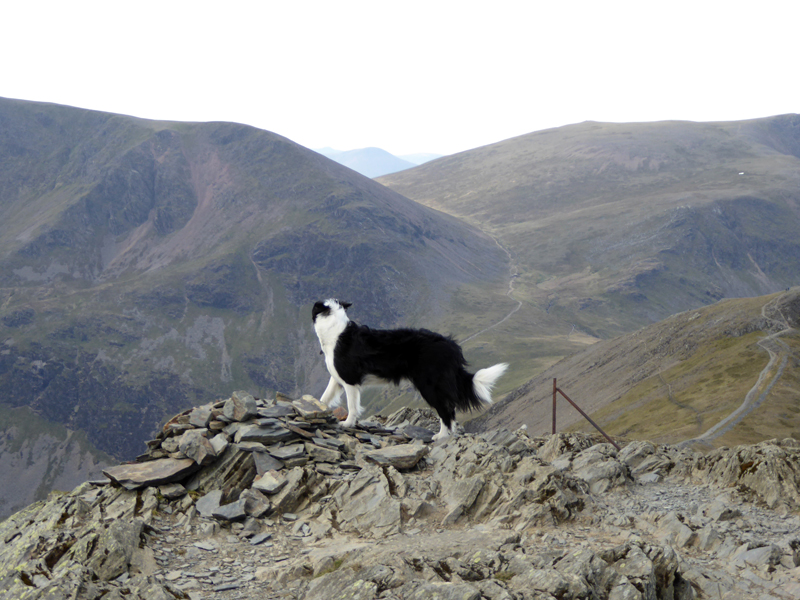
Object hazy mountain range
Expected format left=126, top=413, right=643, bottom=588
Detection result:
left=315, top=147, right=443, bottom=177
left=1, top=95, right=798, bottom=517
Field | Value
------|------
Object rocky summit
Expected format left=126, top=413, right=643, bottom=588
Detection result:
left=1, top=392, right=800, bottom=600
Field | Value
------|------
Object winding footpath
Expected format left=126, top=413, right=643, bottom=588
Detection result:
left=683, top=292, right=795, bottom=445
left=461, top=234, right=523, bottom=344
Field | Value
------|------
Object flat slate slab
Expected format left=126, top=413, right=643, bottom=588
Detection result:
left=292, top=396, right=332, bottom=420
left=269, top=444, right=306, bottom=461
left=258, top=404, right=297, bottom=419
left=254, top=452, right=284, bottom=475
left=365, top=444, right=429, bottom=470
left=103, top=458, right=199, bottom=490
left=235, top=422, right=295, bottom=445
left=402, top=425, right=435, bottom=444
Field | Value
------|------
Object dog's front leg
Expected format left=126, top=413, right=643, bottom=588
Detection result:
left=319, top=377, right=343, bottom=407
left=341, top=383, right=362, bottom=428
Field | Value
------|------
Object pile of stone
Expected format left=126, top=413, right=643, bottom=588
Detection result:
left=102, top=391, right=432, bottom=509
left=2, top=390, right=800, bottom=600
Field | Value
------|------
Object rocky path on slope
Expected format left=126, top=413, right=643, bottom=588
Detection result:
left=3, top=390, right=800, bottom=600
left=683, top=292, right=797, bottom=446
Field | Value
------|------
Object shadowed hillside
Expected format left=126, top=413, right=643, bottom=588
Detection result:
left=0, top=97, right=508, bottom=468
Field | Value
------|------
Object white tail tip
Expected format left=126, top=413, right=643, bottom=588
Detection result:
left=473, top=363, right=509, bottom=404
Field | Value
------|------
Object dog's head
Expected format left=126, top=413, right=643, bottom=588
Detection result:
left=312, top=299, right=352, bottom=324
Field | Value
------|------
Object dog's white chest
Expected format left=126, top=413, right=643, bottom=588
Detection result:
left=314, top=313, right=348, bottom=382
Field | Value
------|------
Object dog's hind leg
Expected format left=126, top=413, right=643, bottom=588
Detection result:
left=433, top=415, right=457, bottom=441
left=341, top=383, right=363, bottom=428
left=319, top=377, right=343, bottom=407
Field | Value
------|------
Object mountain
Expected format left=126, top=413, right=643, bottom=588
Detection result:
left=468, top=288, right=800, bottom=448
left=0, top=97, right=508, bottom=510
left=378, top=116, right=800, bottom=338
left=0, top=406, right=111, bottom=518
left=315, top=147, right=417, bottom=177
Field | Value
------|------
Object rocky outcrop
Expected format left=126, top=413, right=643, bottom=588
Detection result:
left=1, top=396, right=799, bottom=600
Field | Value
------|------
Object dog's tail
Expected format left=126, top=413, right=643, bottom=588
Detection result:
left=471, top=363, right=509, bottom=405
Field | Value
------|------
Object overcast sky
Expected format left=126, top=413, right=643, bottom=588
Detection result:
left=2, top=1, right=798, bottom=156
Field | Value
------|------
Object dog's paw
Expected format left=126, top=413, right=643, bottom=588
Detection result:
left=432, top=430, right=452, bottom=442
left=341, top=417, right=357, bottom=429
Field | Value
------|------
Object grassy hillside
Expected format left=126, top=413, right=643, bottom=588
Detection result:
left=379, top=117, right=800, bottom=339
left=469, top=289, right=800, bottom=447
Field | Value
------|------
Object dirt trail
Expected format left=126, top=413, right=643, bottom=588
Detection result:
left=461, top=235, right=523, bottom=344
left=682, top=292, right=795, bottom=445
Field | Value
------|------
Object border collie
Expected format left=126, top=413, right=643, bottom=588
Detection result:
left=312, top=299, right=508, bottom=441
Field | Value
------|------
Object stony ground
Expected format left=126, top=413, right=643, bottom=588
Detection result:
left=145, top=474, right=800, bottom=600
left=2, top=394, right=800, bottom=600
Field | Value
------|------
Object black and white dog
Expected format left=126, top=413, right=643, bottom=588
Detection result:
left=312, top=299, right=508, bottom=441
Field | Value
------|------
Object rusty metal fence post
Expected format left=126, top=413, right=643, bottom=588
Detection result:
left=552, top=378, right=620, bottom=451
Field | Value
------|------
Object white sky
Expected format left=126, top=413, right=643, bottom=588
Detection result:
left=1, top=1, right=798, bottom=156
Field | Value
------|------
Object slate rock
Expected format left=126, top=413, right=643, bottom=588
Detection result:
left=224, top=391, right=258, bottom=422
left=365, top=443, right=429, bottom=470
left=293, top=396, right=332, bottom=420
left=305, top=441, right=342, bottom=463
left=188, top=404, right=213, bottom=428
left=254, top=452, right=285, bottom=475
left=158, top=483, right=187, bottom=500
left=241, top=488, right=272, bottom=518
left=258, top=404, right=297, bottom=418
left=212, top=498, right=248, bottom=521
left=209, top=433, right=230, bottom=455
left=235, top=422, right=296, bottom=444
left=269, top=443, right=306, bottom=461
left=402, top=425, right=435, bottom=443
left=400, top=582, right=481, bottom=600
left=734, top=544, right=782, bottom=568
left=196, top=490, right=224, bottom=517
left=184, top=444, right=257, bottom=496
left=237, top=441, right=269, bottom=452
left=103, top=458, right=199, bottom=490
left=334, top=466, right=402, bottom=537
left=253, top=471, right=288, bottom=495
left=571, top=445, right=631, bottom=494
left=178, top=428, right=217, bottom=466
left=250, top=531, right=274, bottom=546
left=87, top=518, right=145, bottom=580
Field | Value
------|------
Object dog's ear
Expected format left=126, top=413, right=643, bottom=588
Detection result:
left=341, top=302, right=352, bottom=310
